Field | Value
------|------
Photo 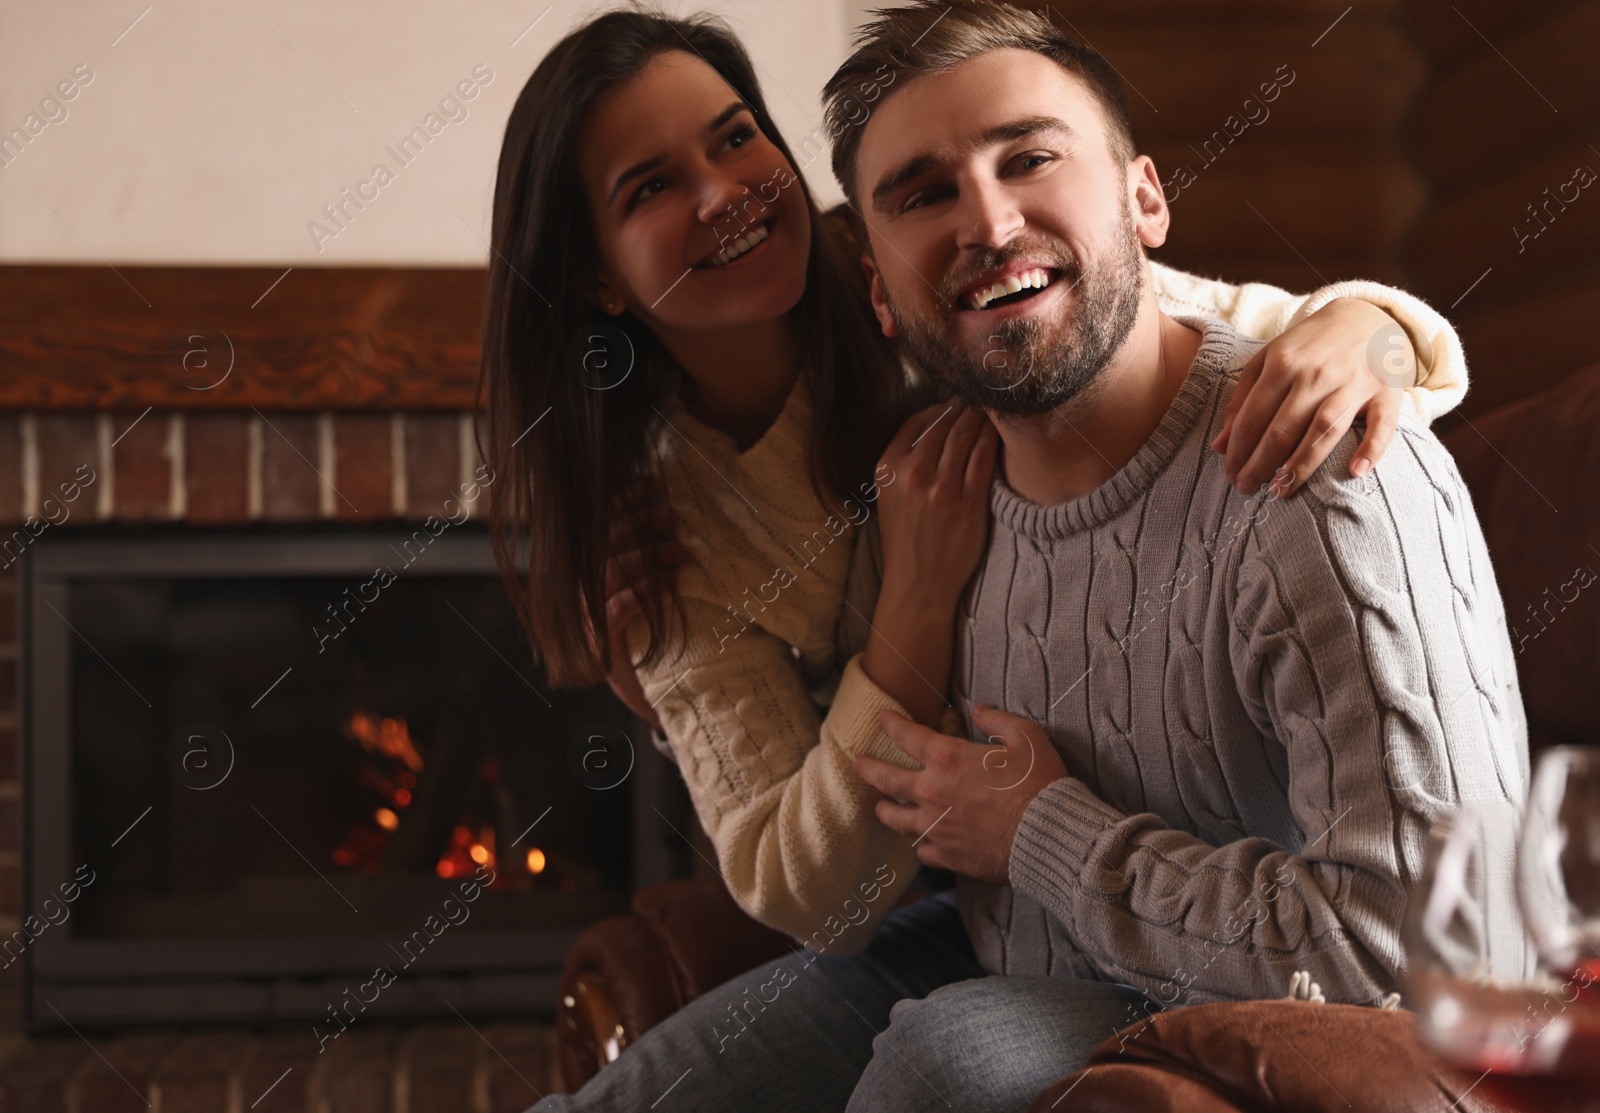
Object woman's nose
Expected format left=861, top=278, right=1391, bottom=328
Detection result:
left=697, top=169, right=763, bottom=232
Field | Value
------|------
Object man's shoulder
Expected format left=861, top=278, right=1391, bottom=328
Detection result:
left=1300, top=405, right=1460, bottom=511
left=1177, top=316, right=1264, bottom=403
left=1244, top=402, right=1480, bottom=587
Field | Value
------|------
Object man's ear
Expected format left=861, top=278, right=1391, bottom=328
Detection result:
left=578, top=270, right=627, bottom=316
left=860, top=249, right=899, bottom=338
left=1128, top=154, right=1170, bottom=251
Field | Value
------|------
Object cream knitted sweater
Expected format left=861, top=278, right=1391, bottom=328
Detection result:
left=629, top=262, right=1468, bottom=956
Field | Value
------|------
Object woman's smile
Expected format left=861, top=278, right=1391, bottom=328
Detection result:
left=698, top=215, right=778, bottom=269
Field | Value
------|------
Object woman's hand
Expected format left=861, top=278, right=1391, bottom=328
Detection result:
left=1212, top=297, right=1416, bottom=497
left=874, top=401, right=1000, bottom=609
left=582, top=505, right=685, bottom=731
left=862, top=401, right=999, bottom=727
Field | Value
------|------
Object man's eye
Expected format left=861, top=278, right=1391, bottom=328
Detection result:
left=1012, top=152, right=1055, bottom=173
left=901, top=186, right=949, bottom=212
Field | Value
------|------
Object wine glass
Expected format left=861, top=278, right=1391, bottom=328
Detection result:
left=1519, top=746, right=1600, bottom=978
left=1405, top=804, right=1541, bottom=1071
left=1406, top=749, right=1600, bottom=1111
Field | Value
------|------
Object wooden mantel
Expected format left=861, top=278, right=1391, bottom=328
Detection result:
left=0, top=265, right=487, bottom=410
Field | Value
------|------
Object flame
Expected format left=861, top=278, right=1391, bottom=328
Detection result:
left=345, top=711, right=424, bottom=773
left=374, top=807, right=399, bottom=831
left=526, top=848, right=546, bottom=874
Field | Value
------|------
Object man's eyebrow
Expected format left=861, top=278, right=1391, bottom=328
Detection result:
left=869, top=115, right=1076, bottom=212
left=608, top=101, right=751, bottom=205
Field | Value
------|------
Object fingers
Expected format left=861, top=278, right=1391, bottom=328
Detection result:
left=1350, top=389, right=1401, bottom=478
left=602, top=540, right=687, bottom=599
left=935, top=406, right=989, bottom=492
left=1214, top=346, right=1265, bottom=455
left=1271, top=388, right=1369, bottom=497
left=854, top=751, right=919, bottom=802
left=963, top=419, right=1000, bottom=497
left=873, top=796, right=926, bottom=841
left=1223, top=350, right=1295, bottom=489
left=879, top=709, right=940, bottom=764
left=606, top=503, right=674, bottom=555
left=971, top=702, right=1031, bottom=742
left=889, top=400, right=961, bottom=460
left=597, top=572, right=671, bottom=656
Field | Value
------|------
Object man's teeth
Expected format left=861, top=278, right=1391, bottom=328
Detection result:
left=967, top=268, right=1053, bottom=310
left=708, top=222, right=770, bottom=266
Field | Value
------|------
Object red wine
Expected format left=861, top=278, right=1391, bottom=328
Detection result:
left=1463, top=960, right=1600, bottom=1112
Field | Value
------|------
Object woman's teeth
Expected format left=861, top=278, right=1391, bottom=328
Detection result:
left=967, top=268, right=1053, bottom=310
left=707, top=222, right=770, bottom=266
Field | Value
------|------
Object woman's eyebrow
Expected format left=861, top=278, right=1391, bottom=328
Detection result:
left=608, top=101, right=751, bottom=204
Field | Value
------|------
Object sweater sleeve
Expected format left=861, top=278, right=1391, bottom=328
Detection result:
left=629, top=595, right=924, bottom=956
left=1005, top=419, right=1531, bottom=1005
left=1149, top=261, right=1467, bottom=424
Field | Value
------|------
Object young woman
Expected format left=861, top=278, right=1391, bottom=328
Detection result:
left=477, top=9, right=1467, bottom=962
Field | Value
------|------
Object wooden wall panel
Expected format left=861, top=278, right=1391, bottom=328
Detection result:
left=1448, top=270, right=1600, bottom=416
left=1409, top=0, right=1600, bottom=418
left=1412, top=2, right=1600, bottom=189
left=1061, top=25, right=1424, bottom=141
left=1408, top=0, right=1568, bottom=65
left=1149, top=142, right=1426, bottom=265
left=1414, top=132, right=1600, bottom=296
left=0, top=266, right=485, bottom=410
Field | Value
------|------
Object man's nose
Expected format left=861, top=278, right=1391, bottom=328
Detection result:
left=955, top=177, right=1024, bottom=251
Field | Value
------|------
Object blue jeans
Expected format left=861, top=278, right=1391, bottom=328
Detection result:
left=530, top=891, right=1160, bottom=1113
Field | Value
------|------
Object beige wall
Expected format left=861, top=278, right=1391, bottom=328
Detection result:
left=0, top=0, right=857, bottom=264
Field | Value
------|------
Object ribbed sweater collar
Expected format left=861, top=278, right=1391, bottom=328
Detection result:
left=989, top=318, right=1247, bottom=540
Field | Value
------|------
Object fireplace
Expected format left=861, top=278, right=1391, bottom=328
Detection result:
left=20, top=524, right=690, bottom=1030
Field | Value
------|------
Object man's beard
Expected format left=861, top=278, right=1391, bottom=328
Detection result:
left=886, top=211, right=1146, bottom=416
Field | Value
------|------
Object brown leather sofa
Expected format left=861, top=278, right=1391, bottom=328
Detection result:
left=555, top=364, right=1600, bottom=1109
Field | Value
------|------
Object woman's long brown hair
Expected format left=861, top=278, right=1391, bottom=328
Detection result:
left=476, top=7, right=906, bottom=688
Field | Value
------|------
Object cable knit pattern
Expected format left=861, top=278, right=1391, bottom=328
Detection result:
left=954, top=318, right=1531, bottom=1007
left=628, top=271, right=1470, bottom=958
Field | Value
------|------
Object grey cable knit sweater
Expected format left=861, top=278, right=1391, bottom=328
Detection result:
left=941, top=318, right=1532, bottom=1008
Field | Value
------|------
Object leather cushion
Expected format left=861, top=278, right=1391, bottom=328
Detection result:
left=1028, top=1000, right=1509, bottom=1112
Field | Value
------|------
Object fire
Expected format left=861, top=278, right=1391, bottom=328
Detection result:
left=374, top=807, right=399, bottom=831
left=525, top=848, right=546, bottom=874
left=344, top=711, right=424, bottom=773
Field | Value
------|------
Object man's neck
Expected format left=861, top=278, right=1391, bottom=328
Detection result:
left=991, top=299, right=1203, bottom=507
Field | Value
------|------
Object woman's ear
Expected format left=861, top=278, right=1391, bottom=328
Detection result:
left=1128, top=155, right=1170, bottom=251
left=579, top=272, right=627, bottom=316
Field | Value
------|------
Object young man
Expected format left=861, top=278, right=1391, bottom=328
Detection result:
left=832, top=0, right=1529, bottom=1081
left=533, top=4, right=1528, bottom=1109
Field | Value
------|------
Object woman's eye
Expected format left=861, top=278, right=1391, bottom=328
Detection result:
left=724, top=123, right=757, bottom=151
left=628, top=177, right=667, bottom=209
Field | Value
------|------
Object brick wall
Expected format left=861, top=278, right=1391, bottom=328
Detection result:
left=0, top=411, right=490, bottom=529
left=0, top=408, right=575, bottom=1109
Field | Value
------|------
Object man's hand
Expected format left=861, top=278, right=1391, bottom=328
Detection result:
left=854, top=704, right=1068, bottom=885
